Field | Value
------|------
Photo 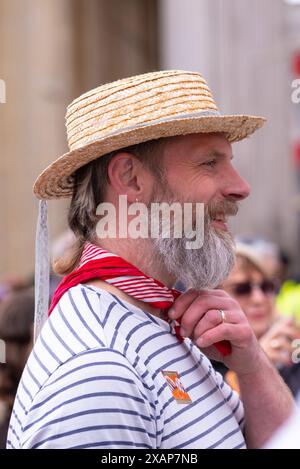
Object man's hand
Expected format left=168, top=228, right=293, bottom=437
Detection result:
left=168, top=289, right=295, bottom=447
left=169, top=288, right=263, bottom=376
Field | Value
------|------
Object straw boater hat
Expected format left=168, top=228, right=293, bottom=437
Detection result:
left=34, top=69, right=265, bottom=199
left=33, top=70, right=266, bottom=339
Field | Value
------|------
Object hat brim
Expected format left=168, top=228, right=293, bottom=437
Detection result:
left=34, top=114, right=266, bottom=199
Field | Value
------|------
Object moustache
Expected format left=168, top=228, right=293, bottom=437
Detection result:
left=206, top=199, right=239, bottom=222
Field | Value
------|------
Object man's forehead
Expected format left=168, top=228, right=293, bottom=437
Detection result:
left=164, top=132, right=233, bottom=160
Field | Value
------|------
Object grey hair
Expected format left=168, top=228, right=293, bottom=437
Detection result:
left=53, top=138, right=167, bottom=276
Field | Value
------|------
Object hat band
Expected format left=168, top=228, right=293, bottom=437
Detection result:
left=75, top=109, right=221, bottom=148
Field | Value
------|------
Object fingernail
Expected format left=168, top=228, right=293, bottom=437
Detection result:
left=180, top=327, right=187, bottom=337
left=197, top=337, right=204, bottom=347
left=168, top=308, right=176, bottom=318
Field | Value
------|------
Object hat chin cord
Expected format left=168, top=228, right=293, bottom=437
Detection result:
left=34, top=199, right=50, bottom=342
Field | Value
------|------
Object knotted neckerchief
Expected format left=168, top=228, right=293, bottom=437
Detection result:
left=49, top=242, right=231, bottom=355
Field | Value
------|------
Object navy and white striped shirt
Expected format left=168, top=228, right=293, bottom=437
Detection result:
left=7, top=284, right=245, bottom=449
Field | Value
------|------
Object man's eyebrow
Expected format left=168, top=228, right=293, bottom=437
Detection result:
left=207, top=150, right=234, bottom=160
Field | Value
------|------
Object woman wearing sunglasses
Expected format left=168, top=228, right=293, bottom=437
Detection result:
left=219, top=244, right=300, bottom=396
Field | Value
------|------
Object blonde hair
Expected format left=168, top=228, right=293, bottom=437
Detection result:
left=235, top=253, right=266, bottom=277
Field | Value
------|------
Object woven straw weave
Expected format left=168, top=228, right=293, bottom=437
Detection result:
left=34, top=70, right=265, bottom=200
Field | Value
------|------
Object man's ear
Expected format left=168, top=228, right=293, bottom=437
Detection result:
left=107, top=152, right=146, bottom=202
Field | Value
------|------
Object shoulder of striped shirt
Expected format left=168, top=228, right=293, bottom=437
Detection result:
left=25, top=286, right=164, bottom=404
left=10, top=350, right=159, bottom=449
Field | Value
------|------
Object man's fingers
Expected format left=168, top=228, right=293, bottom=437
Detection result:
left=169, top=288, right=233, bottom=320
left=196, top=323, right=252, bottom=349
left=168, top=289, right=199, bottom=319
left=176, top=296, right=239, bottom=337
left=188, top=288, right=231, bottom=298
left=192, top=309, right=239, bottom=340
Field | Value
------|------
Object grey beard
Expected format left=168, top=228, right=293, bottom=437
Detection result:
left=153, top=226, right=235, bottom=290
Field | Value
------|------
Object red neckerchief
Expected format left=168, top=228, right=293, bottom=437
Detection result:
left=49, top=242, right=231, bottom=355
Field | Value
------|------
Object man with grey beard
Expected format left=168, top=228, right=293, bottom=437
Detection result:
left=8, top=70, right=294, bottom=449
left=153, top=198, right=238, bottom=290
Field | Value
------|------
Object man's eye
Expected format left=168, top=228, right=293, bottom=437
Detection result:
left=203, top=160, right=217, bottom=167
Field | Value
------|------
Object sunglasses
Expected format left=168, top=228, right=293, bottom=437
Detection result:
left=229, top=279, right=275, bottom=296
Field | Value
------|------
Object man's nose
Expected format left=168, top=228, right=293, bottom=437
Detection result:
left=222, top=166, right=251, bottom=201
